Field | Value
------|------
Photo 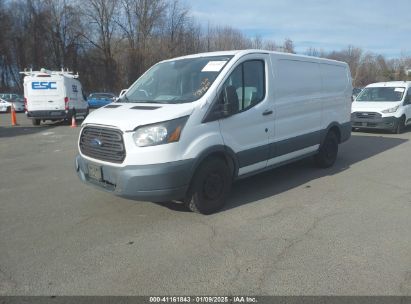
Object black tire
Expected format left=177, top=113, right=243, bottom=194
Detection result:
left=314, top=131, right=338, bottom=168
left=32, top=118, right=40, bottom=126
left=185, top=158, right=232, bottom=215
left=394, top=116, right=405, bottom=134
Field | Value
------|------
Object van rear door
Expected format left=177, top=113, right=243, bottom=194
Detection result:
left=26, top=77, right=64, bottom=111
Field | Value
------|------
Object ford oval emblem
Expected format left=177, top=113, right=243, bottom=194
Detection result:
left=90, top=138, right=103, bottom=147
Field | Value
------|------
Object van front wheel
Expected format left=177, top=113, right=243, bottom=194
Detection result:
left=315, top=131, right=338, bottom=168
left=185, top=158, right=232, bottom=215
left=394, top=116, right=405, bottom=134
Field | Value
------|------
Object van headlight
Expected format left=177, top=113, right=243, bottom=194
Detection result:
left=132, top=116, right=189, bottom=147
left=381, top=105, right=399, bottom=114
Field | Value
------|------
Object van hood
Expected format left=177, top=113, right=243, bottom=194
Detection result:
left=352, top=101, right=401, bottom=113
left=82, top=102, right=195, bottom=131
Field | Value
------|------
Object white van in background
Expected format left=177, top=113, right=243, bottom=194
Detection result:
left=352, top=81, right=411, bottom=133
left=75, top=50, right=352, bottom=214
left=21, top=68, right=89, bottom=125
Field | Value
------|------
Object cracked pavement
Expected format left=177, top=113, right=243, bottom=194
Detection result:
left=0, top=113, right=411, bottom=295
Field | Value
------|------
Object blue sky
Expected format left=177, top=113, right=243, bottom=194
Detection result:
left=189, top=0, right=411, bottom=58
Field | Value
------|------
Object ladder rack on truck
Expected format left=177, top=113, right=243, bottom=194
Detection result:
left=20, top=68, right=79, bottom=79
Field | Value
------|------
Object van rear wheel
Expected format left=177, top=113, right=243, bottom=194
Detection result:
left=185, top=158, right=232, bottom=215
left=314, top=131, right=338, bottom=168
left=32, top=119, right=40, bottom=126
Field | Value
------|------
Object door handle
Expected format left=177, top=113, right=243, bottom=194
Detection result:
left=262, top=110, right=273, bottom=116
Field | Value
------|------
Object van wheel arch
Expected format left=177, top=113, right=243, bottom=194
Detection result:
left=189, top=146, right=238, bottom=182
left=323, top=123, right=342, bottom=144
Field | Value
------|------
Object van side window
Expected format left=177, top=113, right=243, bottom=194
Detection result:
left=221, top=60, right=265, bottom=113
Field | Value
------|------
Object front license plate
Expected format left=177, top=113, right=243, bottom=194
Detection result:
left=88, top=163, right=102, bottom=181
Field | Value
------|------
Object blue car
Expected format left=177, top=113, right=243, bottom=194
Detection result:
left=87, top=92, right=116, bottom=108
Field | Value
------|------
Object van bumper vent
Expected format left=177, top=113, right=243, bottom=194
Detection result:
left=80, top=126, right=126, bottom=163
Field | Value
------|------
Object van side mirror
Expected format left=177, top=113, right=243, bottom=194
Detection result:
left=213, top=87, right=238, bottom=117
left=202, top=86, right=239, bottom=123
left=221, top=86, right=239, bottom=116
left=119, top=89, right=127, bottom=97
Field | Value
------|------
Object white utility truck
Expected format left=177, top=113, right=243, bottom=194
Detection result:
left=351, top=81, right=411, bottom=133
left=75, top=50, right=352, bottom=214
left=21, top=68, right=89, bottom=125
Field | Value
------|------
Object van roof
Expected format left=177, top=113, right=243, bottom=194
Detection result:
left=20, top=68, right=79, bottom=79
left=161, top=49, right=347, bottom=66
left=366, top=81, right=411, bottom=88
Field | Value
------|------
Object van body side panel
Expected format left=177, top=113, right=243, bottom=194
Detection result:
left=266, top=56, right=323, bottom=167
left=68, top=79, right=87, bottom=112
left=222, top=54, right=351, bottom=177
left=319, top=63, right=352, bottom=133
left=272, top=58, right=322, bottom=142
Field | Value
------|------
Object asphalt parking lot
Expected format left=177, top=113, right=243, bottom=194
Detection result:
left=0, top=112, right=411, bottom=296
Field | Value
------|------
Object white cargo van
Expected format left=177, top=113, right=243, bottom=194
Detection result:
left=75, top=50, right=352, bottom=214
left=21, top=69, right=89, bottom=125
left=351, top=81, right=411, bottom=133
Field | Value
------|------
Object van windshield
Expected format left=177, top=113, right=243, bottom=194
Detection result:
left=356, top=87, right=405, bottom=102
left=121, top=56, right=233, bottom=104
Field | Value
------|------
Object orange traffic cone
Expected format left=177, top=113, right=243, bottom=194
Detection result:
left=70, top=115, right=77, bottom=128
left=11, top=106, right=18, bottom=126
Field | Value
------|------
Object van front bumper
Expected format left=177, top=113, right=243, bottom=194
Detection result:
left=75, top=155, right=194, bottom=202
left=351, top=113, right=398, bottom=130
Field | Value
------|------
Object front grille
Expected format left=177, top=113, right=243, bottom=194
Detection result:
left=80, top=126, right=125, bottom=163
left=353, top=112, right=381, bottom=119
